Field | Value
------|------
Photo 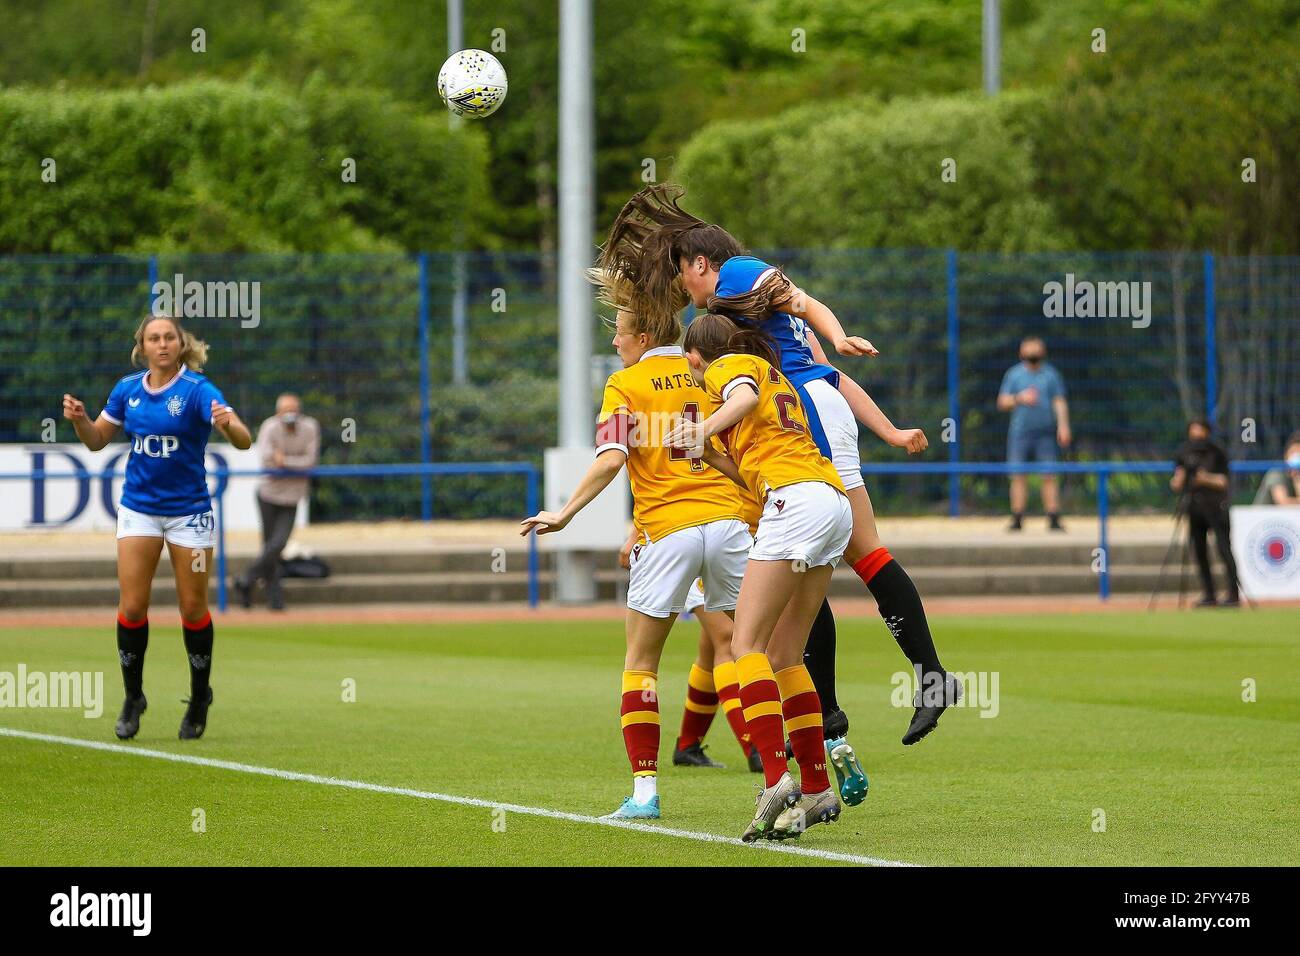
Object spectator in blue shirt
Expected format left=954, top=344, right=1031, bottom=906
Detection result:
left=997, top=337, right=1072, bottom=531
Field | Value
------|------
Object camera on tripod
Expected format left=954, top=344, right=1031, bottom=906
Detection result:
left=1150, top=421, right=1244, bottom=609
left=1175, top=439, right=1213, bottom=482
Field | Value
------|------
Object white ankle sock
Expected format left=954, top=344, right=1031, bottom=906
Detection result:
left=633, top=775, right=657, bottom=804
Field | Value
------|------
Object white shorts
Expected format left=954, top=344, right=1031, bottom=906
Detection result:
left=802, top=377, right=865, bottom=492
left=627, top=519, right=751, bottom=618
left=750, top=481, right=852, bottom=568
left=116, top=505, right=216, bottom=550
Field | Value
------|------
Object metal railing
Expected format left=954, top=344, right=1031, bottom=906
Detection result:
left=860, top=460, right=1285, bottom=598
left=0, top=461, right=542, bottom=610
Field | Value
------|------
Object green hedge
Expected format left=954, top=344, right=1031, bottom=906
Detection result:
left=674, top=0, right=1300, bottom=257
left=675, top=91, right=1071, bottom=253
left=0, top=78, right=487, bottom=254
left=1024, top=0, right=1300, bottom=254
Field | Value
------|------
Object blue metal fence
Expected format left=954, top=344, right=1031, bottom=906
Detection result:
left=3, top=250, right=1296, bottom=519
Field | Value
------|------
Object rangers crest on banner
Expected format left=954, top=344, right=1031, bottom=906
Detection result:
left=1230, top=506, right=1300, bottom=600
left=1245, top=521, right=1299, bottom=582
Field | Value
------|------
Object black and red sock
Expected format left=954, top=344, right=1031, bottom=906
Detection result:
left=182, top=612, right=214, bottom=699
left=116, top=613, right=149, bottom=698
left=855, top=548, right=944, bottom=682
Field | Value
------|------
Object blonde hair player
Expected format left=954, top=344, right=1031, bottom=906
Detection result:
left=621, top=476, right=765, bottom=774
left=63, top=314, right=251, bottom=741
left=667, top=312, right=852, bottom=842
left=520, top=279, right=751, bottom=821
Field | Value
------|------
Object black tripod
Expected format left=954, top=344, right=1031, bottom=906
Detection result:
left=1148, top=490, right=1256, bottom=611
left=1148, top=490, right=1192, bottom=611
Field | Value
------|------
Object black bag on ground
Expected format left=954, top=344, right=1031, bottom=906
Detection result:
left=279, top=556, right=331, bottom=579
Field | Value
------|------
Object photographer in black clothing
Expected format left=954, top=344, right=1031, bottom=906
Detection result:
left=1171, top=419, right=1241, bottom=608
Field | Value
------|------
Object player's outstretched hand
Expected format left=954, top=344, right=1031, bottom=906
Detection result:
left=834, top=335, right=879, bottom=358
left=62, top=394, right=87, bottom=422
left=890, top=427, right=928, bottom=455
left=520, top=511, right=568, bottom=537
left=664, top=417, right=704, bottom=450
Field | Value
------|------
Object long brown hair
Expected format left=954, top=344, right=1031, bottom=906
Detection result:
left=682, top=312, right=779, bottom=369
left=596, top=184, right=734, bottom=336
left=706, top=266, right=798, bottom=325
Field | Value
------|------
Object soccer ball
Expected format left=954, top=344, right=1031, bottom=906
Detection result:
left=437, top=49, right=508, bottom=119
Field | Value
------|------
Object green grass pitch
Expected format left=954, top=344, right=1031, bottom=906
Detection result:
left=2, top=608, right=1298, bottom=866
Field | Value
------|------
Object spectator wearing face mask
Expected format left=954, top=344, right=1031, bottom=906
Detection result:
left=997, top=337, right=1072, bottom=531
left=234, top=394, right=320, bottom=610
left=1254, top=431, right=1300, bottom=506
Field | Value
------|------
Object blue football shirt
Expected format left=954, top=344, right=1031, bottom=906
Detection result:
left=713, top=256, right=838, bottom=390
left=100, top=365, right=230, bottom=516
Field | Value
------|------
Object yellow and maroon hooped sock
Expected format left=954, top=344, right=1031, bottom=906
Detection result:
left=776, top=664, right=830, bottom=794
left=675, top=663, right=719, bottom=751
left=713, top=659, right=752, bottom=755
left=736, top=652, right=788, bottom=788
left=620, top=670, right=660, bottom=777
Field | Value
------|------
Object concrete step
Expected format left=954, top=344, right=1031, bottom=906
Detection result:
left=0, top=570, right=621, bottom=608
left=0, top=562, right=1233, bottom=609
left=0, top=538, right=1194, bottom=581
left=0, top=550, right=552, bottom=581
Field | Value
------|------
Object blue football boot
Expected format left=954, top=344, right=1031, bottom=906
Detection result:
left=826, top=737, right=869, bottom=807
left=602, top=794, right=661, bottom=820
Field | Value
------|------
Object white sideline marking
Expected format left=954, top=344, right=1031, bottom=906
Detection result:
left=1, top=726, right=914, bottom=867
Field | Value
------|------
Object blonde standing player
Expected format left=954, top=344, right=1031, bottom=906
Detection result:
left=63, top=315, right=251, bottom=741
left=520, top=308, right=750, bottom=820
left=666, top=313, right=852, bottom=841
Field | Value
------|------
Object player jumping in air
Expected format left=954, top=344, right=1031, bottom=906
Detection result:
left=600, top=184, right=960, bottom=764
left=666, top=312, right=852, bottom=841
left=520, top=279, right=751, bottom=821
left=63, top=314, right=251, bottom=741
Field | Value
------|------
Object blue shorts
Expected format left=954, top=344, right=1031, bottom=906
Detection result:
left=1007, top=429, right=1059, bottom=467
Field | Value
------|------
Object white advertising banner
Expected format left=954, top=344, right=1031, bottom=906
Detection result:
left=541, top=446, right=631, bottom=549
left=0, top=443, right=265, bottom=532
left=1230, top=505, right=1300, bottom=601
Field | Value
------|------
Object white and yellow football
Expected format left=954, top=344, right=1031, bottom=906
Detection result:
left=437, top=49, right=508, bottom=119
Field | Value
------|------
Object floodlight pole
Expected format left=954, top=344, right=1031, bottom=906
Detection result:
left=447, top=0, right=462, bottom=52
left=448, top=0, right=468, bottom=385
left=983, top=0, right=1001, bottom=95
left=554, top=0, right=597, bottom=601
